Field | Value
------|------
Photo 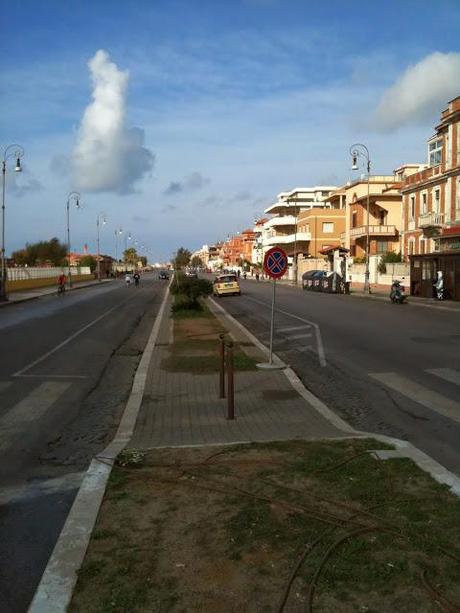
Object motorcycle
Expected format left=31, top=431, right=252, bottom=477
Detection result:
left=390, top=280, right=407, bottom=304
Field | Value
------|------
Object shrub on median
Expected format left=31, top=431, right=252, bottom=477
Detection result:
left=170, top=273, right=213, bottom=312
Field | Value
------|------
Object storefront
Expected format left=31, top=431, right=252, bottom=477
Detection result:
left=410, top=226, right=460, bottom=300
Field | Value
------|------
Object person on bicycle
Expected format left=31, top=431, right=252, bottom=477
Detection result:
left=57, top=272, right=67, bottom=294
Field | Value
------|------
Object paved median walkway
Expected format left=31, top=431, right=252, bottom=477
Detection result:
left=131, top=296, right=346, bottom=449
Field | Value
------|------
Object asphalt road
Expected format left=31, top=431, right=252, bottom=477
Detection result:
left=213, top=277, right=460, bottom=475
left=0, top=274, right=168, bottom=613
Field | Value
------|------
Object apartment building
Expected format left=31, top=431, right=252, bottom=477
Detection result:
left=401, top=95, right=460, bottom=300
left=220, top=229, right=256, bottom=268
left=296, top=208, right=346, bottom=257
left=329, top=172, right=417, bottom=259
left=263, top=186, right=336, bottom=259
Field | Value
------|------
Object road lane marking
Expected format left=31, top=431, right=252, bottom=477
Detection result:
left=286, top=332, right=313, bottom=340
left=0, top=472, right=84, bottom=505
left=245, top=295, right=327, bottom=367
left=277, top=325, right=311, bottom=333
left=0, top=381, right=72, bottom=452
left=369, top=372, right=460, bottom=425
left=13, top=293, right=137, bottom=377
left=426, top=368, right=460, bottom=386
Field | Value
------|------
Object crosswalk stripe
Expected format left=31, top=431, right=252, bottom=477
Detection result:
left=0, top=472, right=84, bottom=505
left=369, top=372, right=460, bottom=425
left=426, top=368, right=460, bottom=386
left=0, top=382, right=72, bottom=452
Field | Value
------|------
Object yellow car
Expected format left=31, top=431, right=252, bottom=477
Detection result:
left=213, top=274, right=241, bottom=297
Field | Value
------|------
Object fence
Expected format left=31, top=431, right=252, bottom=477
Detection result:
left=6, top=266, right=91, bottom=281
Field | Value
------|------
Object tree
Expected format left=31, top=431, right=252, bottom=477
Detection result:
left=80, top=255, right=97, bottom=272
left=139, top=256, right=147, bottom=267
left=123, top=247, right=138, bottom=264
left=190, top=255, right=203, bottom=269
left=11, top=237, right=67, bottom=266
left=172, top=247, right=191, bottom=270
left=378, top=251, right=403, bottom=274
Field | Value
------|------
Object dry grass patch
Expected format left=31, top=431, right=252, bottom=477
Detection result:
left=70, top=439, right=460, bottom=613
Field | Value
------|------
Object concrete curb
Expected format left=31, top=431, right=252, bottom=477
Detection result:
left=28, top=281, right=171, bottom=613
left=208, top=297, right=460, bottom=498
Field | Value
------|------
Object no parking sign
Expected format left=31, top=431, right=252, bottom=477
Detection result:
left=263, top=247, right=288, bottom=279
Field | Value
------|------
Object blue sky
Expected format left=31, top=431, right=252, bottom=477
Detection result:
left=1, top=0, right=460, bottom=262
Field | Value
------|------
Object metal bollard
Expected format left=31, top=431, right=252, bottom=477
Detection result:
left=226, top=341, right=235, bottom=420
left=219, top=333, right=226, bottom=399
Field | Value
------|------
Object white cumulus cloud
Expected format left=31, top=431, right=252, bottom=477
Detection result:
left=72, top=49, right=154, bottom=194
left=373, top=52, right=460, bottom=132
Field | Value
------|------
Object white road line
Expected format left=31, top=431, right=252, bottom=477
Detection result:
left=13, top=294, right=136, bottom=377
left=245, top=295, right=327, bottom=367
left=277, top=325, right=311, bottom=333
left=426, top=368, right=460, bottom=386
left=0, top=472, right=84, bottom=505
left=0, top=381, right=13, bottom=393
left=0, top=382, right=72, bottom=452
left=369, top=372, right=460, bottom=425
left=286, top=332, right=313, bottom=341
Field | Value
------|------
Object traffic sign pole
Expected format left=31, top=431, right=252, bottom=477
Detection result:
left=269, top=278, right=276, bottom=364
left=257, top=247, right=288, bottom=371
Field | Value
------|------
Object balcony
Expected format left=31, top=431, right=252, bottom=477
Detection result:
left=349, top=225, right=397, bottom=239
left=265, top=232, right=311, bottom=246
left=419, top=211, right=445, bottom=228
left=265, top=215, right=297, bottom=229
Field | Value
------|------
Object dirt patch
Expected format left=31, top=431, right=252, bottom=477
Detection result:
left=70, top=439, right=460, bottom=613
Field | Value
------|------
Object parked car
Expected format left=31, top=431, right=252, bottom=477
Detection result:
left=159, top=270, right=169, bottom=280
left=185, top=269, right=198, bottom=278
left=213, top=274, right=241, bottom=297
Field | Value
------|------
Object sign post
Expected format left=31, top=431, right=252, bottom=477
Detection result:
left=258, top=246, right=288, bottom=369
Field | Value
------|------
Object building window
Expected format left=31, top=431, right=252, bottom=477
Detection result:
left=429, top=138, right=442, bottom=166
left=434, top=189, right=440, bottom=212
left=322, top=222, right=334, bottom=233
left=352, top=212, right=357, bottom=228
left=421, top=193, right=427, bottom=214
left=376, top=240, right=387, bottom=253
left=410, top=196, right=415, bottom=220
left=408, top=239, right=415, bottom=255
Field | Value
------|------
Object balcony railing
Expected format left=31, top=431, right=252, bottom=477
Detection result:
left=265, top=232, right=311, bottom=246
left=349, top=225, right=397, bottom=239
left=403, top=164, right=446, bottom=187
left=418, top=211, right=445, bottom=228
left=265, top=215, right=297, bottom=228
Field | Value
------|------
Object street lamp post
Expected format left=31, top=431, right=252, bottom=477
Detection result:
left=66, top=192, right=81, bottom=289
left=350, top=143, right=371, bottom=294
left=114, top=227, right=123, bottom=263
left=1, top=144, right=24, bottom=302
left=96, top=212, right=107, bottom=282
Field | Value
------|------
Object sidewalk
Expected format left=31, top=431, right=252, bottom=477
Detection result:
left=0, top=278, right=114, bottom=307
left=131, top=294, right=346, bottom=448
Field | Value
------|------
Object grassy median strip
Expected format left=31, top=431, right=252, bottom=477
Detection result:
left=163, top=296, right=258, bottom=373
left=70, top=438, right=460, bottom=613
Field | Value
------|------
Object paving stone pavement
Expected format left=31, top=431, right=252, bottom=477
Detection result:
left=131, top=296, right=346, bottom=449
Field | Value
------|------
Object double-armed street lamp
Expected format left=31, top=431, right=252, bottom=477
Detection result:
left=66, top=192, right=81, bottom=288
left=1, top=144, right=24, bottom=302
left=96, top=212, right=107, bottom=282
left=349, top=143, right=371, bottom=294
left=114, top=227, right=123, bottom=263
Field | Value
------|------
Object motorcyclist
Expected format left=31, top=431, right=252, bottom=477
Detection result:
left=133, top=271, right=140, bottom=287
left=390, top=279, right=406, bottom=304
left=434, top=271, right=444, bottom=300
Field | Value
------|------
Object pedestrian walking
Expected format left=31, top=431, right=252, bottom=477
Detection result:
left=255, top=272, right=260, bottom=282
left=125, top=273, right=132, bottom=287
